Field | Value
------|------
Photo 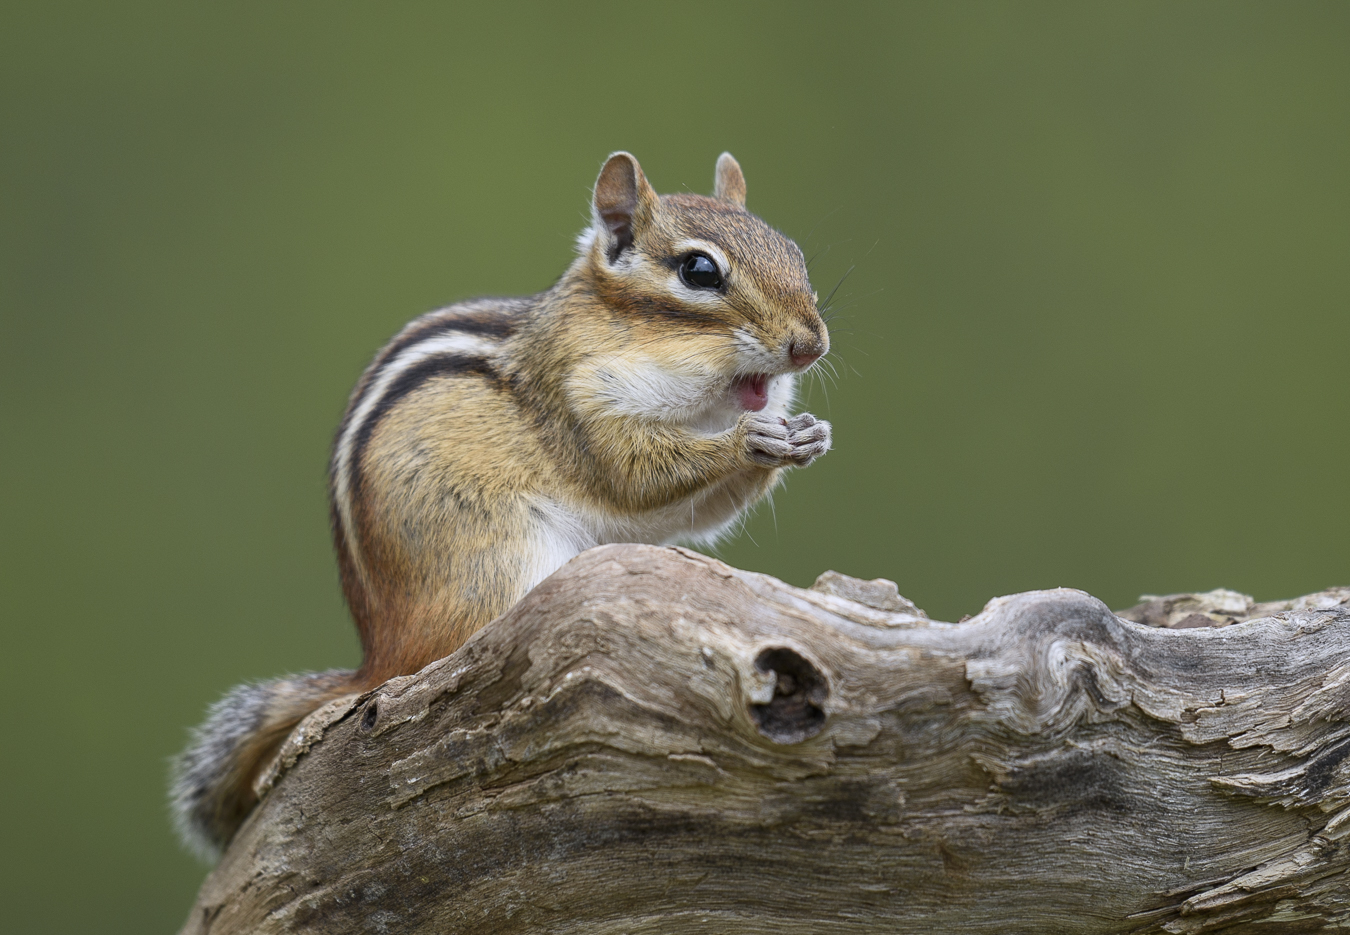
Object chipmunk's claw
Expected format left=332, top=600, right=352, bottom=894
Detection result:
left=745, top=413, right=831, bottom=468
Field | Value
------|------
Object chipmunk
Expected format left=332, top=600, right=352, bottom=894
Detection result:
left=171, top=151, right=832, bottom=858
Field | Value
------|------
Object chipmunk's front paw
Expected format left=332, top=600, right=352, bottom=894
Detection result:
left=745, top=413, right=832, bottom=468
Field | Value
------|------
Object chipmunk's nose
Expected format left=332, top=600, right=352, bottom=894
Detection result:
left=789, top=338, right=825, bottom=369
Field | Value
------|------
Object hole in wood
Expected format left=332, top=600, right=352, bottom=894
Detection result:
left=360, top=702, right=378, bottom=731
left=751, top=647, right=828, bottom=743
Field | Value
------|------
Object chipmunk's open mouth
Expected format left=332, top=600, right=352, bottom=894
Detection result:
left=732, top=374, right=770, bottom=411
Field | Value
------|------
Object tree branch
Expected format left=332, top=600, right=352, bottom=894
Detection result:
left=180, top=545, right=1350, bottom=934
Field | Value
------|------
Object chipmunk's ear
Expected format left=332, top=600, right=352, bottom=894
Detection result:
left=592, top=152, right=658, bottom=260
left=713, top=152, right=746, bottom=207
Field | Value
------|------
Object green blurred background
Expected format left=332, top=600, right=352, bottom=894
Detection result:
left=2, top=1, right=1347, bottom=929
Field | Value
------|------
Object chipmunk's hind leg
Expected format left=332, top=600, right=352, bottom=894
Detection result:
left=170, top=669, right=357, bottom=861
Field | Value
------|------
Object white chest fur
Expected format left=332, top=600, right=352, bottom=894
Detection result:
left=520, top=351, right=798, bottom=594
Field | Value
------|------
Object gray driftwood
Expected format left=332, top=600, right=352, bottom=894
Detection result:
left=180, top=545, right=1350, bottom=934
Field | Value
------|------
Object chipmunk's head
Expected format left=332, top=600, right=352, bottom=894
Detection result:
left=576, top=152, right=827, bottom=420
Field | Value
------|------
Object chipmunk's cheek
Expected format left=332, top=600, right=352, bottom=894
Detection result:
left=732, top=374, right=769, bottom=411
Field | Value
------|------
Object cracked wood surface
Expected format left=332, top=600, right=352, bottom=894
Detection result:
left=180, top=545, right=1350, bottom=934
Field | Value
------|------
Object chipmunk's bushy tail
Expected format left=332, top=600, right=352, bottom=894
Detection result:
left=170, top=670, right=357, bottom=861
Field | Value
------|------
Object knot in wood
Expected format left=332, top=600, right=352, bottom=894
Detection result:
left=750, top=647, right=828, bottom=743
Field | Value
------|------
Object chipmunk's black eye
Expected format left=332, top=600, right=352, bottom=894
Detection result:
left=679, top=253, right=723, bottom=290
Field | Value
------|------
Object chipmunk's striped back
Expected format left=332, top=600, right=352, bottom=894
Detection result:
left=329, top=299, right=529, bottom=636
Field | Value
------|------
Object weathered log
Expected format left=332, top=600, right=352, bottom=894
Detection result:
left=180, top=545, right=1350, bottom=934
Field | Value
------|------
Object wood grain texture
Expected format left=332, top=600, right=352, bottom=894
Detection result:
left=180, top=545, right=1350, bottom=934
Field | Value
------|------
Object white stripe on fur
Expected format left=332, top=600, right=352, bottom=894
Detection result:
left=333, top=329, right=502, bottom=595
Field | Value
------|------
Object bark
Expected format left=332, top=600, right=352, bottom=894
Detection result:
left=180, top=545, right=1350, bottom=934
